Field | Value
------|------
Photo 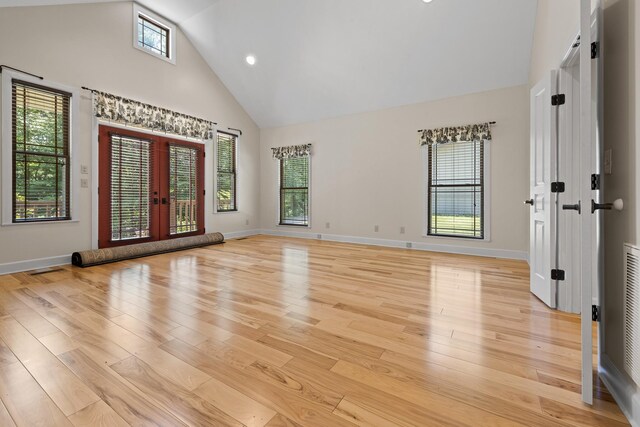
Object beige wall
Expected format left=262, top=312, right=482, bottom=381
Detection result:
left=529, top=0, right=581, bottom=85
left=260, top=85, right=530, bottom=258
left=0, top=2, right=260, bottom=267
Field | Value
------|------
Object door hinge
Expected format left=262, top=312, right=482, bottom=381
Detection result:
left=551, top=269, right=565, bottom=281
left=551, top=182, right=565, bottom=193
left=203, top=189, right=206, bottom=196
left=592, top=305, right=600, bottom=322
left=591, top=41, right=599, bottom=59
left=591, top=174, right=601, bottom=190
left=551, top=94, right=566, bottom=106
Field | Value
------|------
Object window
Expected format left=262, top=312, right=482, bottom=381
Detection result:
left=279, top=156, right=309, bottom=226
left=109, top=135, right=152, bottom=241
left=216, top=133, right=237, bottom=212
left=133, top=5, right=176, bottom=64
left=427, top=140, right=485, bottom=239
left=12, top=80, right=71, bottom=223
left=169, top=144, right=200, bottom=234
left=138, top=15, right=169, bottom=58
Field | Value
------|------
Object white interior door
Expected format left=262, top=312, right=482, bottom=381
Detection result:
left=529, top=71, right=558, bottom=309
left=579, top=0, right=603, bottom=405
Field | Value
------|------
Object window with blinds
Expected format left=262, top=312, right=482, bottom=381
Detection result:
left=427, top=140, right=484, bottom=239
left=12, top=80, right=71, bottom=223
left=280, top=156, right=309, bottom=226
left=110, top=135, right=152, bottom=241
left=216, top=133, right=237, bottom=212
left=169, top=145, right=199, bottom=234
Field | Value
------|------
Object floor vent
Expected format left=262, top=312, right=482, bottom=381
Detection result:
left=624, top=243, right=640, bottom=386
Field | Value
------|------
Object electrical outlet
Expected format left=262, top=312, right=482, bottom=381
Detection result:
left=400, top=226, right=406, bottom=234
left=325, top=222, right=330, bottom=229
left=406, top=242, right=413, bottom=249
left=81, top=165, right=89, bottom=174
left=374, top=225, right=379, bottom=232
left=245, top=219, right=249, bottom=225
left=80, top=178, right=89, bottom=188
left=317, top=234, right=322, bottom=239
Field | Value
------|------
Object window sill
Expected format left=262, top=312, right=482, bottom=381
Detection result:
left=277, top=223, right=311, bottom=228
left=214, top=210, right=239, bottom=215
left=422, top=234, right=491, bottom=243
left=2, top=219, right=80, bottom=227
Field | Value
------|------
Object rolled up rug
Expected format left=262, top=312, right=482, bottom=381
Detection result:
left=71, top=232, right=224, bottom=267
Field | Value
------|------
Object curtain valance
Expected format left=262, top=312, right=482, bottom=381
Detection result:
left=92, top=91, right=215, bottom=140
left=271, top=144, right=312, bottom=160
left=418, top=122, right=492, bottom=146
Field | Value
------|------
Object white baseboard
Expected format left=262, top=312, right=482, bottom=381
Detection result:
left=0, top=228, right=526, bottom=276
left=223, top=229, right=261, bottom=240
left=0, top=254, right=71, bottom=275
left=600, top=354, right=639, bottom=426
left=258, top=229, right=528, bottom=261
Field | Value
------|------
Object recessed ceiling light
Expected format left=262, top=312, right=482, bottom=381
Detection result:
left=246, top=55, right=256, bottom=66
left=422, top=0, right=433, bottom=3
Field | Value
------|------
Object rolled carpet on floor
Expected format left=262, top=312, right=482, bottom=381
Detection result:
left=71, top=232, right=225, bottom=267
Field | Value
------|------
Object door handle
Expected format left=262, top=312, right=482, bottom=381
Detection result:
left=562, top=201, right=581, bottom=214
left=591, top=199, right=624, bottom=213
left=524, top=199, right=534, bottom=206
left=162, top=197, right=168, bottom=205
left=153, top=198, right=159, bottom=205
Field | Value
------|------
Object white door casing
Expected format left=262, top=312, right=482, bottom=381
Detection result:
left=529, top=71, right=559, bottom=309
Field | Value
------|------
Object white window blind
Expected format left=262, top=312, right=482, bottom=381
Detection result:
left=110, top=135, right=152, bottom=241
left=216, top=133, right=237, bottom=212
left=427, top=140, right=484, bottom=239
left=12, top=80, right=71, bottom=222
left=169, top=144, right=199, bottom=235
left=280, top=156, right=309, bottom=226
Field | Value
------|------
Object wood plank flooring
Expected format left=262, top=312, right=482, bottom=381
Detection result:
left=0, top=235, right=628, bottom=426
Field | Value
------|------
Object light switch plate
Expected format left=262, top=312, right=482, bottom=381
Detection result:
left=81, top=165, right=89, bottom=175
left=80, top=178, right=89, bottom=188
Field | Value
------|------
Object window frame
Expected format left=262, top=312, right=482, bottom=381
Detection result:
left=214, top=131, right=238, bottom=213
left=1, top=69, right=80, bottom=226
left=133, top=4, right=177, bottom=65
left=278, top=155, right=311, bottom=228
left=422, top=141, right=491, bottom=241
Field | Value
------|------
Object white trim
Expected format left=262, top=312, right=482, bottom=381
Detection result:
left=133, top=3, right=177, bottom=65
left=0, top=255, right=70, bottom=275
left=1, top=69, right=80, bottom=226
left=600, top=354, right=639, bottom=426
left=258, top=229, right=527, bottom=261
left=421, top=141, right=492, bottom=242
left=223, top=229, right=260, bottom=240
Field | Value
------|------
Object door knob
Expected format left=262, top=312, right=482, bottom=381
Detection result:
left=562, top=201, right=581, bottom=214
left=524, top=199, right=534, bottom=206
left=591, top=198, right=624, bottom=213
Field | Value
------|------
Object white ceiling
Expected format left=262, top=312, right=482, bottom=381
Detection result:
left=0, top=0, right=538, bottom=128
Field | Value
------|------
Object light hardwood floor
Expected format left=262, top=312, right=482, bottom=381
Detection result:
left=0, top=235, right=628, bottom=426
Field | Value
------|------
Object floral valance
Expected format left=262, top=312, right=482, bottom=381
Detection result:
left=271, top=143, right=312, bottom=160
left=418, top=122, right=492, bottom=146
left=92, top=91, right=215, bottom=140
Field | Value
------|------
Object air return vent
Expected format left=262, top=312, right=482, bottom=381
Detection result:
left=624, top=243, right=640, bottom=386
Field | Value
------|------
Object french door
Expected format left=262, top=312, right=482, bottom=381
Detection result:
left=98, top=125, right=205, bottom=249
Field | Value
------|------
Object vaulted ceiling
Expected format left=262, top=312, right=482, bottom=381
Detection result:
left=0, top=0, right=538, bottom=128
